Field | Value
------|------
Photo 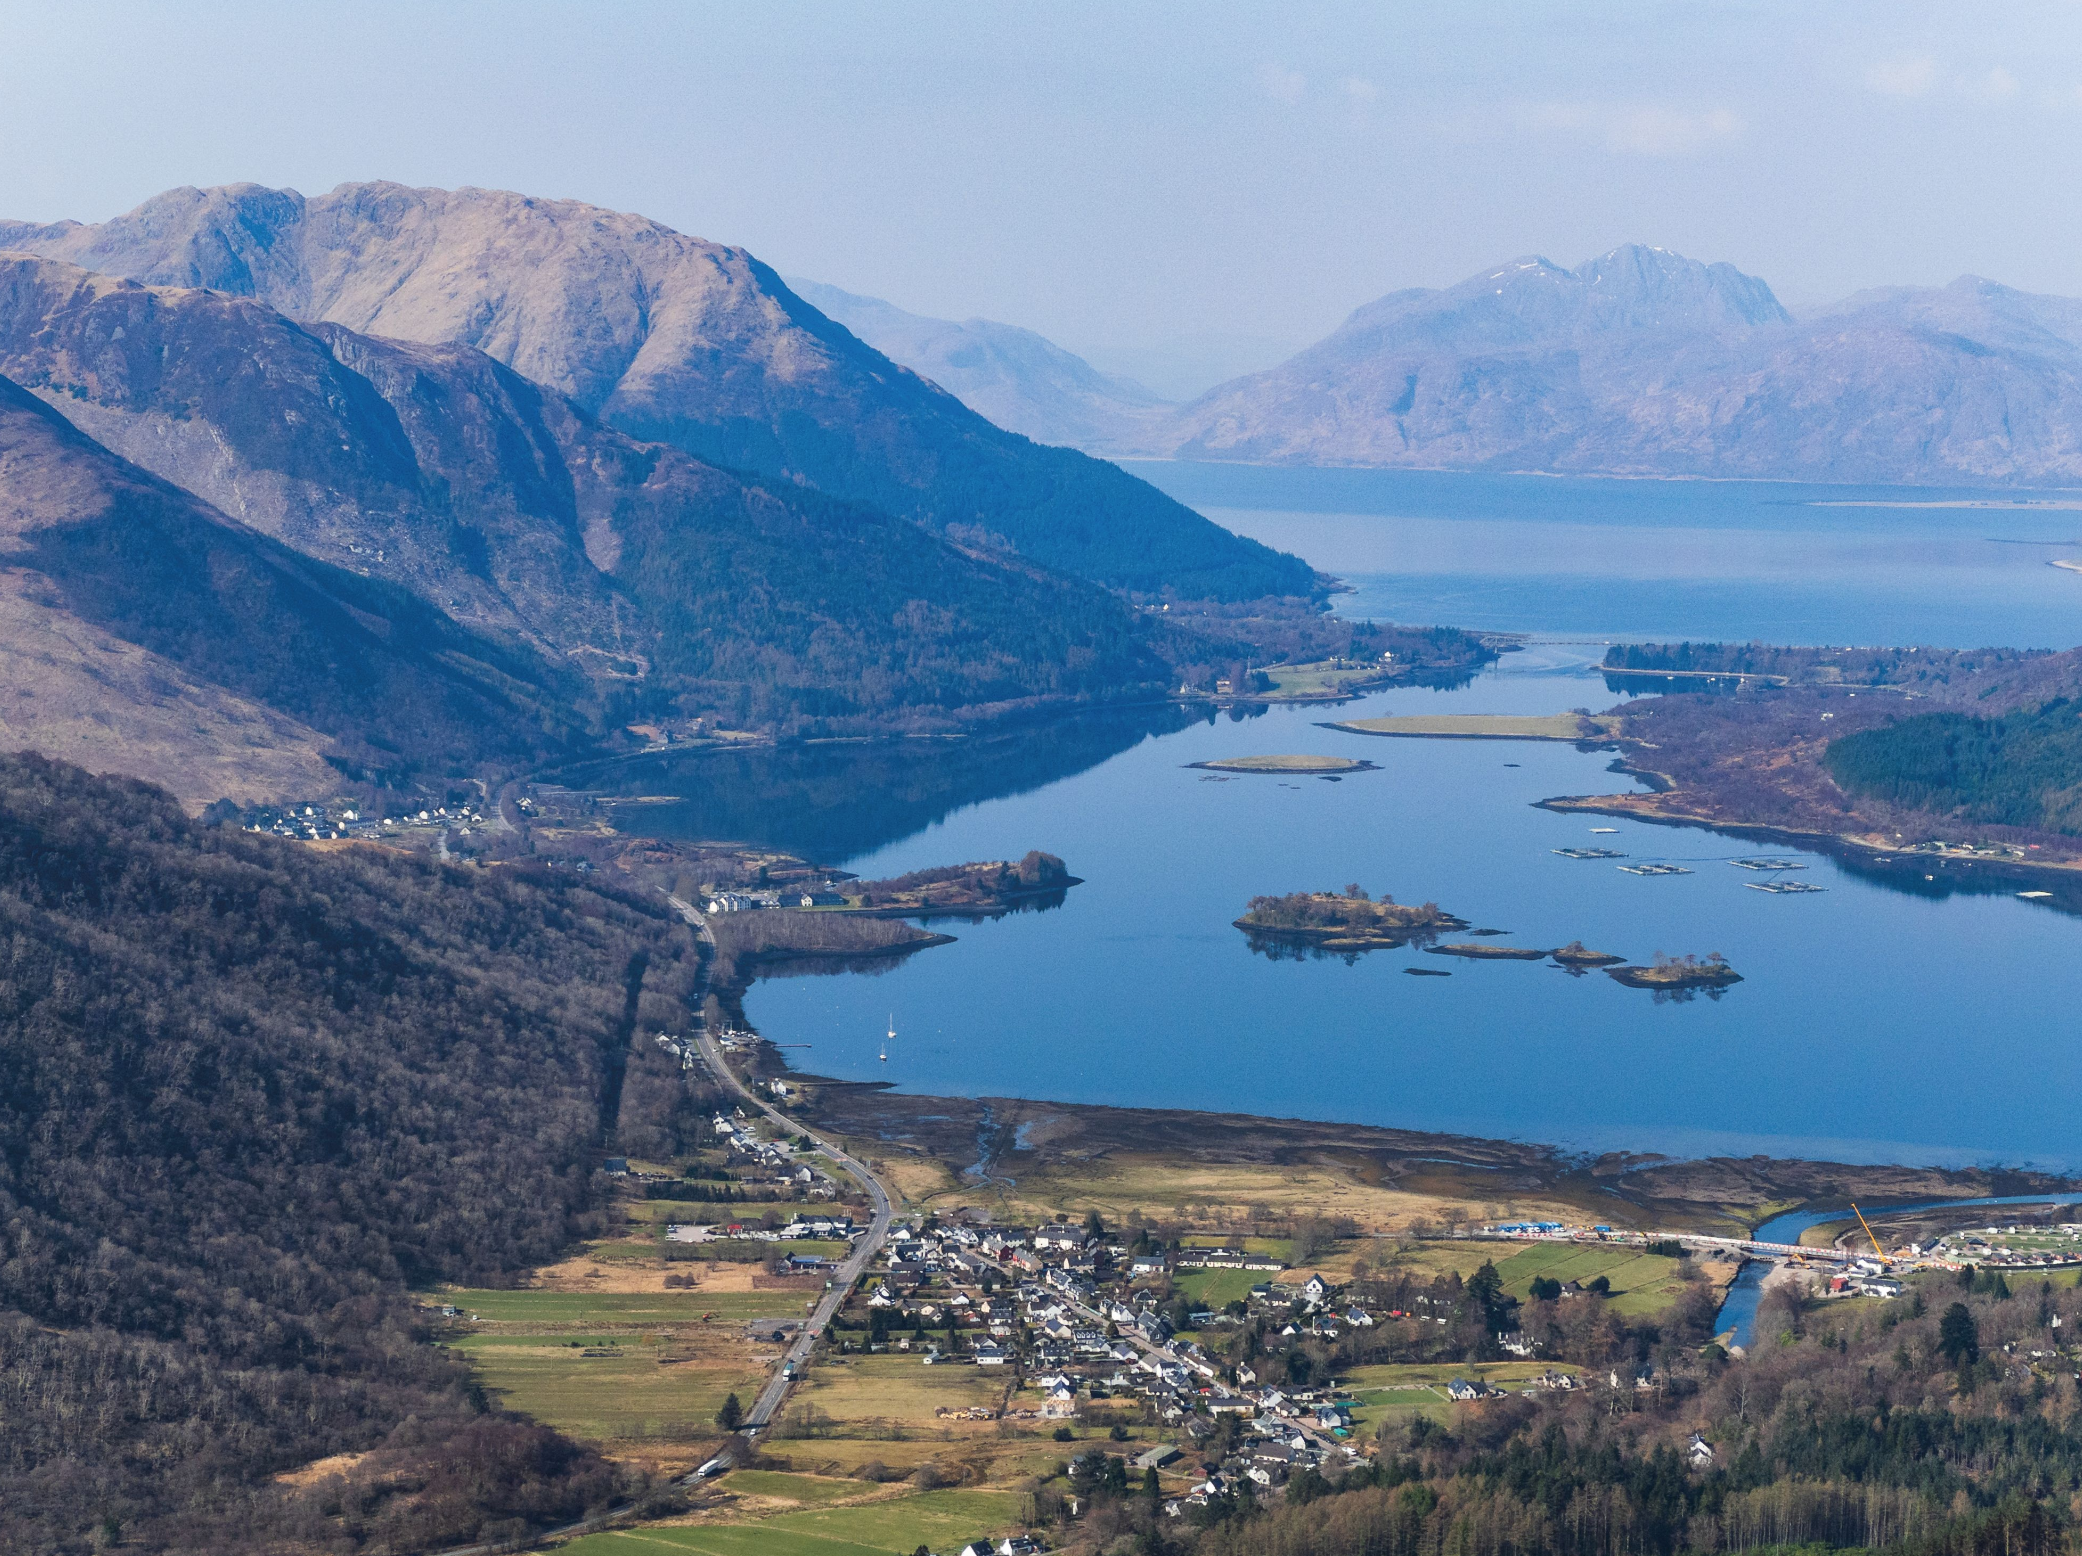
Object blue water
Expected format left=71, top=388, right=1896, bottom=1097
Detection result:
left=1719, top=1195, right=2082, bottom=1348
left=730, top=649, right=2082, bottom=1168
left=1126, top=463, right=2082, bottom=649
left=616, top=469, right=2082, bottom=1169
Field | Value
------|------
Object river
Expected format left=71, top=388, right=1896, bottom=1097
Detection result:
left=1719, top=1195, right=2082, bottom=1348
left=594, top=466, right=2082, bottom=1171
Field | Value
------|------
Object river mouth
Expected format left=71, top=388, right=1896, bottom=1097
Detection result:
left=1718, top=1195, right=2082, bottom=1347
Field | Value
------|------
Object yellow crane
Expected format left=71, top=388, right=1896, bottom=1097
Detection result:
left=1850, top=1203, right=1886, bottom=1260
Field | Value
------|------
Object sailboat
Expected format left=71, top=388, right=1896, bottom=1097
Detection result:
left=880, top=1014, right=893, bottom=1062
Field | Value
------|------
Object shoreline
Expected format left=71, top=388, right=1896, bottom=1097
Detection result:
left=1537, top=790, right=2082, bottom=881
left=740, top=1058, right=2082, bottom=1229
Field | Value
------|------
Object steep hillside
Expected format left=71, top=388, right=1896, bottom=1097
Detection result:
left=1155, top=245, right=2082, bottom=484
left=0, top=373, right=585, bottom=800
left=0, top=752, right=696, bottom=1552
left=786, top=277, right=1174, bottom=453
left=0, top=255, right=1173, bottom=734
left=0, top=182, right=1312, bottom=598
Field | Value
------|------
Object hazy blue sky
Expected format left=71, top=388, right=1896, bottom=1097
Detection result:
left=5, top=1, right=2080, bottom=393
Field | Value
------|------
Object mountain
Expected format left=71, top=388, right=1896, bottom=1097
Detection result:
left=0, top=255, right=1173, bottom=739
left=1152, top=244, right=2082, bottom=484
left=0, top=182, right=1311, bottom=599
left=0, top=370, right=588, bottom=802
left=785, top=277, right=1174, bottom=453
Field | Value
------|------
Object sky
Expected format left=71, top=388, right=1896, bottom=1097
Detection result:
left=4, top=1, right=2081, bottom=396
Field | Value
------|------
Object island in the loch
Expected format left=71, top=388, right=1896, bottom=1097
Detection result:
left=1425, top=942, right=1552, bottom=960
left=1234, top=886, right=1466, bottom=950
left=1606, top=952, right=1743, bottom=990
left=1552, top=939, right=1628, bottom=968
left=1189, top=753, right=1379, bottom=774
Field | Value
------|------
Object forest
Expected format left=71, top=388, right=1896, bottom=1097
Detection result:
left=1824, top=700, right=2082, bottom=836
left=0, top=753, right=710, bottom=1554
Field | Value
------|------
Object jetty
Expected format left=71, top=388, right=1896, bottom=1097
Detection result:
left=1618, top=863, right=1692, bottom=876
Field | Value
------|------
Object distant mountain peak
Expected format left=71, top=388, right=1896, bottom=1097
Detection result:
left=1570, top=243, right=1790, bottom=329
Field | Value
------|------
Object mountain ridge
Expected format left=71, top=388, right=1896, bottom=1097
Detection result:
left=0, top=253, right=1176, bottom=741
left=1145, top=244, right=2082, bottom=483
left=0, top=182, right=1313, bottom=599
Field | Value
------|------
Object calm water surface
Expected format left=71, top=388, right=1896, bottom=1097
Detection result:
left=608, top=469, right=2082, bottom=1170
left=1128, top=462, right=2082, bottom=648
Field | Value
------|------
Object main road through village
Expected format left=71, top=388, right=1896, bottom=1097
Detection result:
left=425, top=898, right=896, bottom=1555
left=667, top=897, right=898, bottom=1438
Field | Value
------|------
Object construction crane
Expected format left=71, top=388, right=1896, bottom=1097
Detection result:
left=1850, top=1203, right=1887, bottom=1261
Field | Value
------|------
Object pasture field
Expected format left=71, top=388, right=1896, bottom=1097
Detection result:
left=556, top=1487, right=1025, bottom=1556
left=1342, top=1359, right=1579, bottom=1432
left=438, top=1288, right=799, bottom=1324
left=1179, top=1234, right=1293, bottom=1259
left=1485, top=1244, right=1687, bottom=1315
left=787, top=1355, right=1008, bottom=1431
left=431, top=1285, right=795, bottom=1450
left=623, top=1199, right=805, bottom=1225
left=454, top=1331, right=760, bottom=1442
left=1175, top=1268, right=1262, bottom=1308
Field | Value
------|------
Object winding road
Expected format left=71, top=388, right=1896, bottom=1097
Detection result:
left=667, top=895, right=898, bottom=1433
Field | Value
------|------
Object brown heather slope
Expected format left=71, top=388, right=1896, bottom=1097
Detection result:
left=0, top=254, right=1173, bottom=732
left=0, top=372, right=585, bottom=802
left=0, top=181, right=1314, bottom=600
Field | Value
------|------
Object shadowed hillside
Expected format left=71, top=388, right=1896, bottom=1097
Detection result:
left=0, top=181, right=1315, bottom=599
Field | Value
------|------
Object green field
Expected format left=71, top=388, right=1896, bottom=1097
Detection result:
left=559, top=1487, right=1024, bottom=1556
left=1342, top=1360, right=1577, bottom=1432
left=437, top=1289, right=799, bottom=1324
left=624, top=1200, right=806, bottom=1225
left=1487, top=1244, right=1687, bottom=1316
left=1179, top=1235, right=1293, bottom=1258
left=455, top=1334, right=760, bottom=1441
left=1175, top=1268, right=1262, bottom=1308
left=431, top=1286, right=800, bottom=1446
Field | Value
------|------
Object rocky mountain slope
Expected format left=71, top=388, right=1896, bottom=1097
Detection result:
left=0, top=372, right=588, bottom=801
left=0, top=254, right=1173, bottom=739
left=786, top=277, right=1174, bottom=453
left=1150, top=244, right=2082, bottom=484
left=0, top=182, right=1310, bottom=598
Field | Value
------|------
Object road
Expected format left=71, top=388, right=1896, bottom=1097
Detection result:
left=691, top=1024, right=894, bottom=1426
left=667, top=895, right=898, bottom=1430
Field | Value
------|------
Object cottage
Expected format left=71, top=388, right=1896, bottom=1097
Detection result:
left=1687, top=1434, right=1716, bottom=1469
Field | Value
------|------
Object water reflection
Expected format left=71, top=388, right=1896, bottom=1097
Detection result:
left=562, top=701, right=1209, bottom=860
